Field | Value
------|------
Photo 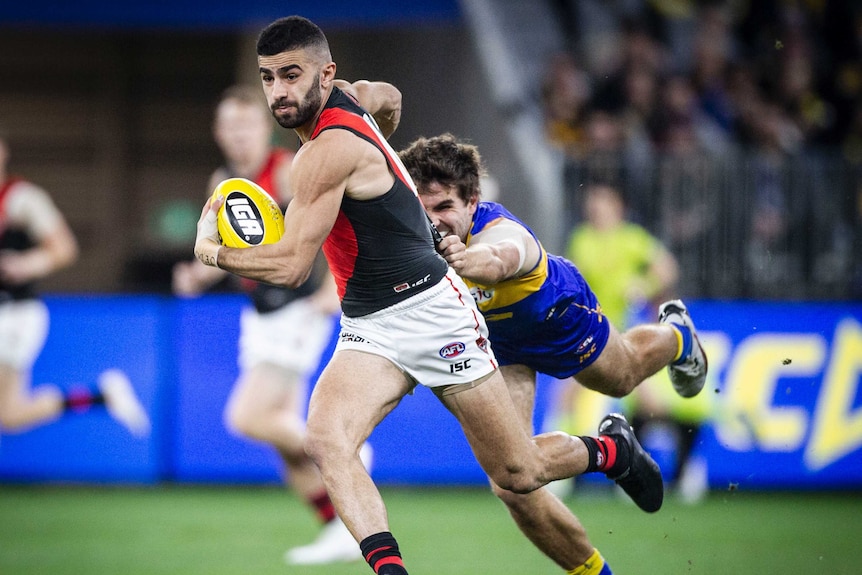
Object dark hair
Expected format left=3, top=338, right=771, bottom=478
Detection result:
left=399, top=133, right=484, bottom=204
left=256, top=16, right=331, bottom=61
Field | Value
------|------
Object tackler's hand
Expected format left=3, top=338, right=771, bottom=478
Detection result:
left=437, top=234, right=467, bottom=273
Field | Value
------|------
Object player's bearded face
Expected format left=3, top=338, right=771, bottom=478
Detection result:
left=271, top=73, right=322, bottom=129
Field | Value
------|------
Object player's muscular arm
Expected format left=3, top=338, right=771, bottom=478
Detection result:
left=197, top=132, right=357, bottom=288
left=445, top=221, right=540, bottom=285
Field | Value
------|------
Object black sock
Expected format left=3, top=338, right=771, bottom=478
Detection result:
left=579, top=435, right=629, bottom=476
left=360, top=531, right=408, bottom=574
left=62, top=387, right=106, bottom=412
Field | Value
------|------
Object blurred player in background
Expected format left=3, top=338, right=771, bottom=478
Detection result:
left=172, top=84, right=368, bottom=565
left=0, top=131, right=150, bottom=439
left=400, top=133, right=707, bottom=574
left=566, top=183, right=711, bottom=503
left=195, top=17, right=667, bottom=575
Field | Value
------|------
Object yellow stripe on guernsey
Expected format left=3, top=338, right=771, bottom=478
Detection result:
left=567, top=548, right=606, bottom=575
left=463, top=216, right=548, bottom=315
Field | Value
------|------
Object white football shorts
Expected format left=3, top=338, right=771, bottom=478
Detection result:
left=238, top=298, right=337, bottom=377
left=336, top=268, right=498, bottom=389
left=0, top=299, right=49, bottom=370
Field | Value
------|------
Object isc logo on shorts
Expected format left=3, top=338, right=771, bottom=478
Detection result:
left=439, top=342, right=466, bottom=359
left=226, top=192, right=265, bottom=244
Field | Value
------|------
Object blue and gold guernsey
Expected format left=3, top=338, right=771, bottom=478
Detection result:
left=465, top=202, right=609, bottom=378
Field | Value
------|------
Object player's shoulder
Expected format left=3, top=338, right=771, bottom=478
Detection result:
left=4, top=178, right=42, bottom=196
left=474, top=202, right=523, bottom=230
left=1, top=179, right=62, bottom=227
left=297, top=128, right=369, bottom=168
left=3, top=179, right=52, bottom=208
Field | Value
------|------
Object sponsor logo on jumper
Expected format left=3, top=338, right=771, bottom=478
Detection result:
left=470, top=286, right=493, bottom=304
left=439, top=342, right=466, bottom=359
left=393, top=273, right=432, bottom=293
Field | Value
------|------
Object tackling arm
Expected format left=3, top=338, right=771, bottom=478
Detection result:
left=439, top=220, right=540, bottom=285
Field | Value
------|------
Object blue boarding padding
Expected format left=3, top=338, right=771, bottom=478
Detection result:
left=0, top=295, right=166, bottom=483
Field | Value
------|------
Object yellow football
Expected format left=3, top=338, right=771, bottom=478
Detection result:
left=211, top=178, right=284, bottom=248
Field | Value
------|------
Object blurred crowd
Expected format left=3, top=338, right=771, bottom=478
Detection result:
left=545, top=0, right=862, bottom=157
left=541, top=0, right=862, bottom=300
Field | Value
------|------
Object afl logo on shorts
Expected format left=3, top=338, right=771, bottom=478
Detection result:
left=439, top=342, right=466, bottom=359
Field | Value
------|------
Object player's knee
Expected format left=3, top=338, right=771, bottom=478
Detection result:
left=223, top=402, right=260, bottom=440
left=583, top=372, right=637, bottom=398
left=604, top=377, right=635, bottom=398
left=302, top=425, right=344, bottom=467
left=489, top=466, right=540, bottom=495
left=0, top=409, right=27, bottom=430
left=0, top=387, right=63, bottom=430
left=489, top=480, right=526, bottom=506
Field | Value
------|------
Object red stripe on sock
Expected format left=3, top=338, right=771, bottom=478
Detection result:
left=65, top=388, right=95, bottom=412
left=365, top=545, right=394, bottom=562
left=309, top=490, right=337, bottom=523
left=598, top=436, right=618, bottom=471
left=375, top=556, right=405, bottom=570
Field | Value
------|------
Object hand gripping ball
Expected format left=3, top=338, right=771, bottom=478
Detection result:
left=211, top=178, right=285, bottom=248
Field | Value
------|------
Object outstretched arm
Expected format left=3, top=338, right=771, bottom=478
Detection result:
left=438, top=219, right=541, bottom=285
left=334, top=79, right=402, bottom=138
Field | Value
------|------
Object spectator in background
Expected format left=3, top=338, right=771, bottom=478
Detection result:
left=172, top=85, right=362, bottom=566
left=742, top=98, right=803, bottom=297
left=564, top=183, right=712, bottom=503
left=651, top=73, right=726, bottom=296
left=689, top=3, right=737, bottom=137
left=544, top=0, right=861, bottom=301
left=656, top=73, right=731, bottom=156
left=541, top=51, right=592, bottom=157
left=0, top=132, right=150, bottom=439
left=775, top=25, right=834, bottom=146
left=573, top=108, right=628, bottom=198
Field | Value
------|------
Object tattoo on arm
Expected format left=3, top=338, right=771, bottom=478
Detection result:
left=195, top=249, right=219, bottom=268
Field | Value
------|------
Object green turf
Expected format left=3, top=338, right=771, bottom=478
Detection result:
left=0, top=483, right=859, bottom=574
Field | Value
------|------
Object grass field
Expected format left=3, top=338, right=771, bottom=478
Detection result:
left=1, top=483, right=860, bottom=574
